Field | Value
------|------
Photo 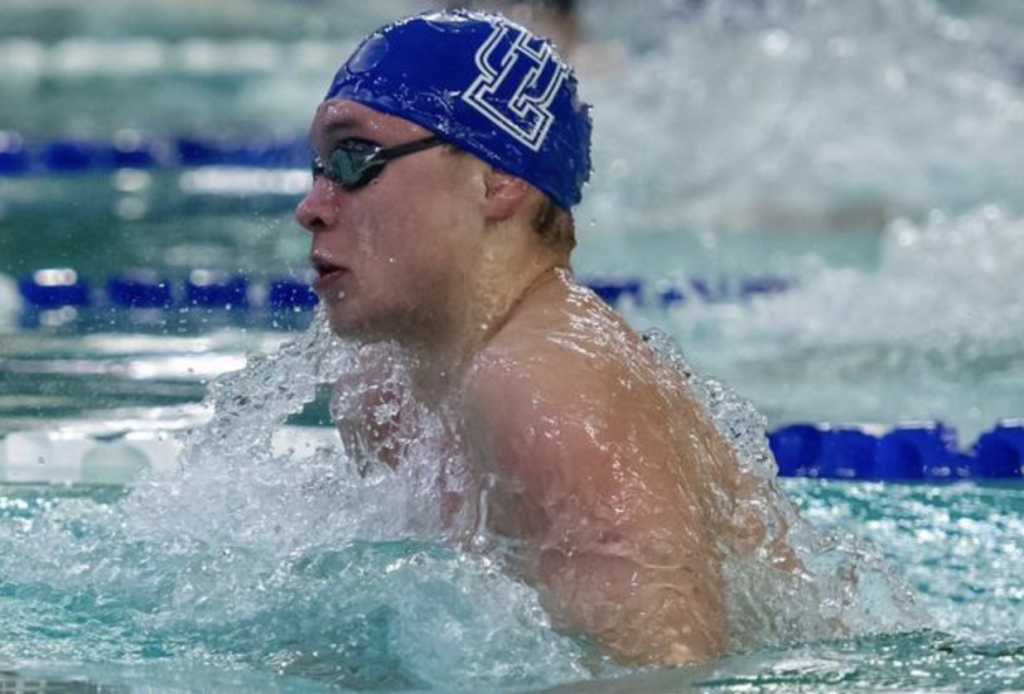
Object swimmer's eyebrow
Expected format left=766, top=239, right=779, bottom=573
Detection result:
left=310, top=114, right=370, bottom=153
left=311, top=115, right=376, bottom=154
left=318, top=114, right=369, bottom=138
left=321, top=115, right=358, bottom=133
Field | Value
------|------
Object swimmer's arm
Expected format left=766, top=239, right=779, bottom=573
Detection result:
left=465, top=370, right=727, bottom=665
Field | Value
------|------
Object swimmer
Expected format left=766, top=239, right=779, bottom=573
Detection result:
left=296, top=10, right=775, bottom=665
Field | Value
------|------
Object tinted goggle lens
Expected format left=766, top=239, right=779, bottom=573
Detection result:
left=311, top=136, right=443, bottom=191
left=312, top=141, right=381, bottom=190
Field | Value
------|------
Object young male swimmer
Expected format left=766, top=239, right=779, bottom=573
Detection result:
left=296, top=10, right=779, bottom=665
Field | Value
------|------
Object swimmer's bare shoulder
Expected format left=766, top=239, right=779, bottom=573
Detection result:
left=460, top=275, right=728, bottom=664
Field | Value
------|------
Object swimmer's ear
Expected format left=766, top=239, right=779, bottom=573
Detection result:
left=482, top=167, right=531, bottom=222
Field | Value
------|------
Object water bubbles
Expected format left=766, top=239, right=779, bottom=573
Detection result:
left=0, top=308, right=600, bottom=687
left=580, top=0, right=1024, bottom=233
left=664, top=203, right=1024, bottom=441
left=642, top=327, right=927, bottom=647
left=826, top=36, right=858, bottom=58
left=760, top=29, right=792, bottom=57
left=883, top=65, right=908, bottom=91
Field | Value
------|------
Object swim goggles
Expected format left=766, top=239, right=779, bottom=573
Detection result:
left=311, top=135, right=443, bottom=191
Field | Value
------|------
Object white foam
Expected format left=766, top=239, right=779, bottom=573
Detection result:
left=581, top=0, right=1024, bottom=233
left=0, top=272, right=21, bottom=329
left=0, top=425, right=348, bottom=485
left=656, top=204, right=1024, bottom=439
left=688, top=205, right=1024, bottom=346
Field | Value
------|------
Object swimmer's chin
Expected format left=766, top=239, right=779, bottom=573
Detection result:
left=324, top=310, right=359, bottom=338
left=322, top=308, right=388, bottom=343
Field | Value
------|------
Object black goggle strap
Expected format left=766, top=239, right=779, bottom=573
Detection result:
left=374, top=135, right=443, bottom=164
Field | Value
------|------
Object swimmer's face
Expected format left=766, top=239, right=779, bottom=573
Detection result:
left=295, top=100, right=489, bottom=343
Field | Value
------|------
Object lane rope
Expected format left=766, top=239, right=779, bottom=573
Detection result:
left=0, top=420, right=1020, bottom=484
left=11, top=269, right=794, bottom=316
left=8, top=269, right=1020, bottom=482
left=1, top=132, right=310, bottom=176
left=769, top=420, right=1024, bottom=482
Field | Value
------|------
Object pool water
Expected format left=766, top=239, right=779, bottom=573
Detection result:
left=3, top=0, right=1024, bottom=692
left=1, top=475, right=1023, bottom=693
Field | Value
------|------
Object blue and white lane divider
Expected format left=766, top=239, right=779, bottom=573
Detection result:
left=0, top=421, right=1021, bottom=485
left=12, top=269, right=793, bottom=315
left=0, top=132, right=312, bottom=176
left=768, top=420, right=1024, bottom=482
left=16, top=269, right=318, bottom=312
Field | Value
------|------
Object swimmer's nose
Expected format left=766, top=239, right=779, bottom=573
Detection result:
left=294, top=178, right=337, bottom=234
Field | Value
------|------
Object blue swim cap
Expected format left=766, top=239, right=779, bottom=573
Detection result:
left=324, top=10, right=592, bottom=211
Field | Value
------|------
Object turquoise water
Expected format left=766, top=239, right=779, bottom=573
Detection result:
left=3, top=0, right=1024, bottom=691
left=2, top=477, right=1023, bottom=693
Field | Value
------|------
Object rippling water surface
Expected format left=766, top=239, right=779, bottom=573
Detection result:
left=3, top=1, right=1024, bottom=692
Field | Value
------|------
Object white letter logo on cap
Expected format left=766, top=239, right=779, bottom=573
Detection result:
left=462, top=25, right=568, bottom=152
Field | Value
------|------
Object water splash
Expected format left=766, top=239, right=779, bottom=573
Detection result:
left=643, top=329, right=928, bottom=650
left=661, top=205, right=1024, bottom=437
left=582, top=0, right=1024, bottom=233
left=0, top=309, right=595, bottom=690
left=0, top=303, right=928, bottom=689
left=684, top=205, right=1023, bottom=345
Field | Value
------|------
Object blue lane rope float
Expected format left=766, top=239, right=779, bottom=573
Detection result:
left=14, top=269, right=792, bottom=313
left=768, top=420, right=1024, bottom=482
left=972, top=423, right=1024, bottom=479
left=182, top=271, right=250, bottom=310
left=267, top=277, right=320, bottom=311
left=106, top=271, right=173, bottom=309
left=17, top=269, right=92, bottom=308
left=0, top=132, right=311, bottom=176
left=15, top=268, right=316, bottom=311
left=0, top=417, right=1019, bottom=484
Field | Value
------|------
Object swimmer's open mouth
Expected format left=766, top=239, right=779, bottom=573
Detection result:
left=310, top=255, right=348, bottom=293
left=312, top=258, right=342, bottom=276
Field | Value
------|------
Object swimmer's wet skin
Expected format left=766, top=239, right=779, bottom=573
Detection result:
left=295, top=10, right=785, bottom=665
